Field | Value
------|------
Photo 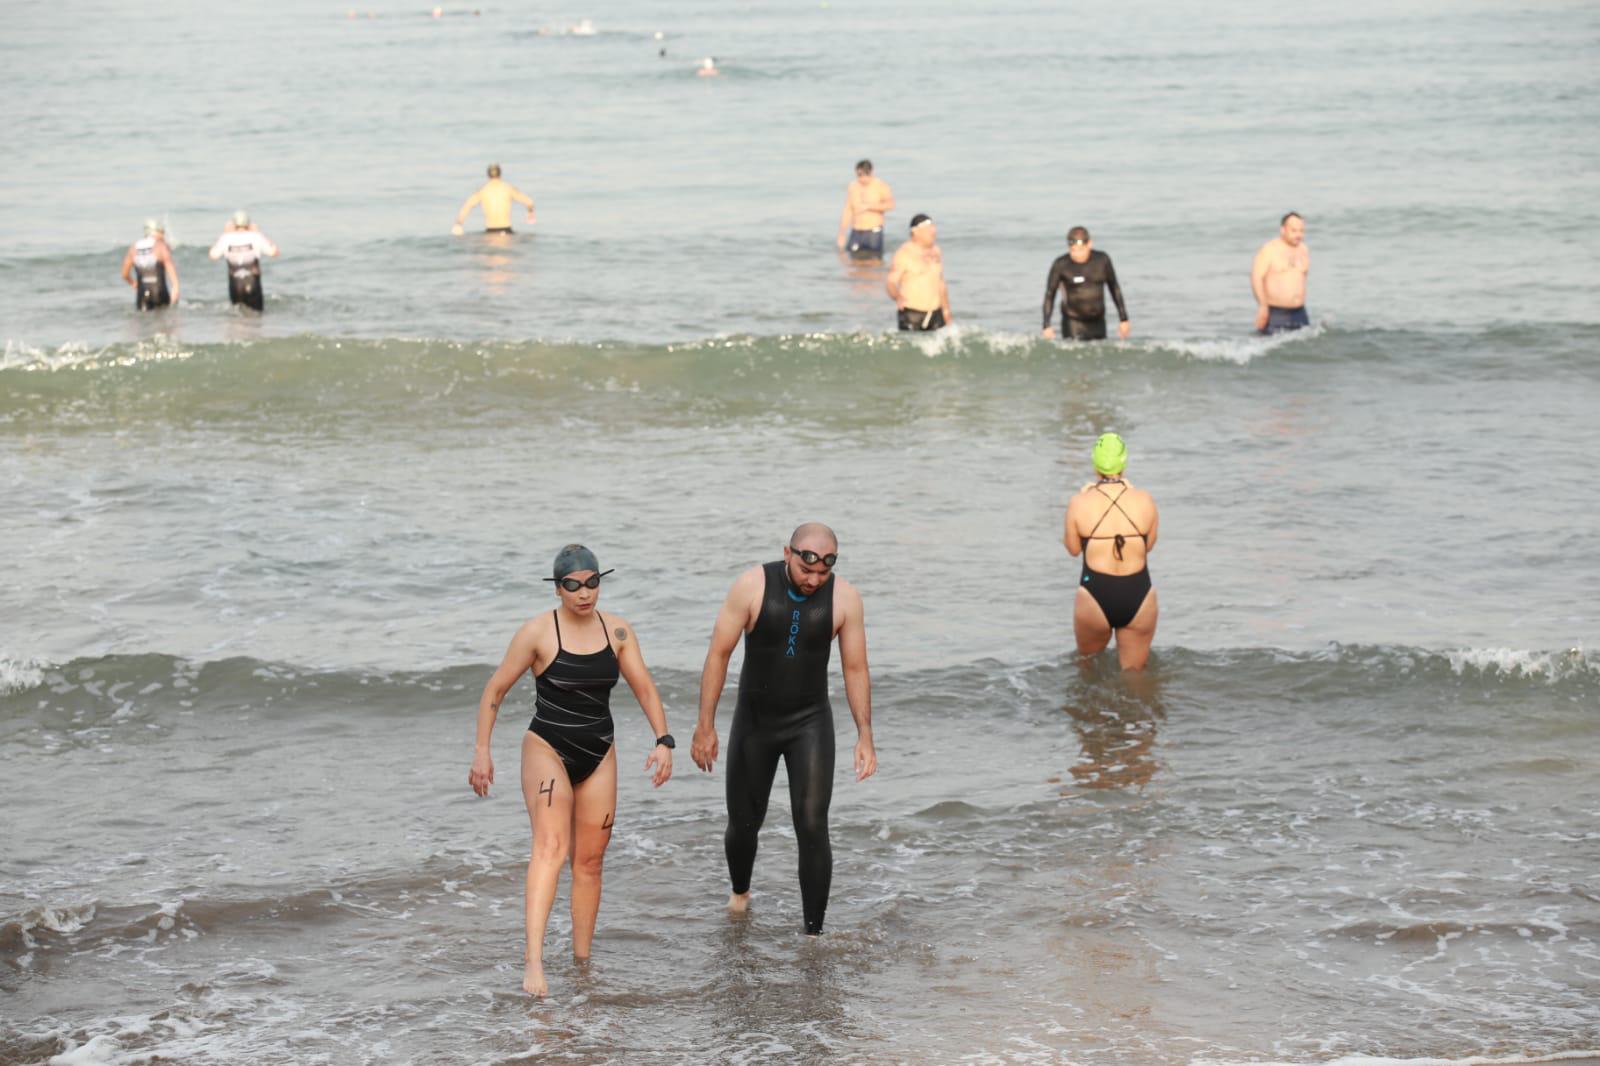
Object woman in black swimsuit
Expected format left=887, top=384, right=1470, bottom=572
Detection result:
left=470, top=545, right=675, bottom=997
left=1063, top=433, right=1161, bottom=670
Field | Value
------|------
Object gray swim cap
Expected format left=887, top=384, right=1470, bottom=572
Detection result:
left=232, top=209, right=250, bottom=227
left=547, top=543, right=603, bottom=581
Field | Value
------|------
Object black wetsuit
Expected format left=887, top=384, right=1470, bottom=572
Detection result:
left=131, top=239, right=171, bottom=310
left=228, top=262, right=264, bottom=311
left=1043, top=250, right=1127, bottom=340
left=528, top=610, right=619, bottom=785
left=725, top=561, right=836, bottom=934
left=216, top=234, right=267, bottom=311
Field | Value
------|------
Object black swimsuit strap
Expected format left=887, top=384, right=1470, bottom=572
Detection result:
left=554, top=608, right=613, bottom=657
left=1085, top=485, right=1149, bottom=561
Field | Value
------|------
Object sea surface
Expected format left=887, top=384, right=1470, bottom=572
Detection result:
left=3, top=1, right=1598, bottom=1064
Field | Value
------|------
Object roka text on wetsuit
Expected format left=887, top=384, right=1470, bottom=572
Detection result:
left=725, top=560, right=836, bottom=934
left=1043, top=249, right=1128, bottom=340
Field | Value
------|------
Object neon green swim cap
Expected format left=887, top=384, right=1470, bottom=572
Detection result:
left=1092, top=432, right=1128, bottom=476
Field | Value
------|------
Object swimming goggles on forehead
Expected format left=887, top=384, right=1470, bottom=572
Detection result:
left=789, top=547, right=837, bottom=567
left=545, top=569, right=614, bottom=591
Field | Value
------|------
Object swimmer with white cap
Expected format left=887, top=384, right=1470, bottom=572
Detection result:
left=121, top=219, right=180, bottom=310
left=697, top=56, right=719, bottom=77
left=208, top=210, right=279, bottom=312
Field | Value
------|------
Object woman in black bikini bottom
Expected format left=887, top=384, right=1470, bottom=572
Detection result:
left=470, top=544, right=676, bottom=997
left=1064, top=433, right=1161, bottom=670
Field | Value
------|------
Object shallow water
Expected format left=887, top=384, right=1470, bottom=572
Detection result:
left=4, top=0, right=1599, bottom=1063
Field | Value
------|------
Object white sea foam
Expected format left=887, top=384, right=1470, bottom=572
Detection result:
left=0, top=655, right=48, bottom=695
left=1141, top=321, right=1326, bottom=364
left=1445, top=646, right=1595, bottom=683
left=0, top=337, right=198, bottom=372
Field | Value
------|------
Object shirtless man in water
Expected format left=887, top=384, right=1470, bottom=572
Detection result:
left=1251, top=212, right=1310, bottom=334
left=452, top=163, right=536, bottom=235
left=886, top=214, right=952, bottom=331
left=835, top=159, right=895, bottom=259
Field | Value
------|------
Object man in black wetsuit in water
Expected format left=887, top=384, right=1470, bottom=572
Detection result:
left=691, top=522, right=877, bottom=936
left=1042, top=226, right=1130, bottom=341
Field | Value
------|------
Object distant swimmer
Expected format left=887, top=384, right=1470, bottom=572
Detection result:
left=1252, top=211, right=1310, bottom=334
left=835, top=159, right=895, bottom=259
left=1042, top=226, right=1129, bottom=341
left=886, top=214, right=952, bottom=331
left=208, top=211, right=279, bottom=312
left=691, top=523, right=877, bottom=936
left=470, top=545, right=675, bottom=997
left=1064, top=433, right=1160, bottom=671
left=121, top=219, right=179, bottom=310
left=697, top=56, right=719, bottom=77
left=452, top=163, right=536, bottom=236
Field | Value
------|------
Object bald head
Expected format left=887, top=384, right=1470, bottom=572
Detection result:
left=789, top=522, right=837, bottom=552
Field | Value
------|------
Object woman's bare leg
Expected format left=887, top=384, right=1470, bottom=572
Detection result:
left=1074, top=586, right=1113, bottom=657
left=568, top=748, right=617, bottom=961
left=1114, top=587, right=1159, bottom=672
left=521, top=732, right=573, bottom=997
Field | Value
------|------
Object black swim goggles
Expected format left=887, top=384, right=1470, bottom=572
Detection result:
left=544, top=569, right=614, bottom=591
left=789, top=547, right=838, bottom=568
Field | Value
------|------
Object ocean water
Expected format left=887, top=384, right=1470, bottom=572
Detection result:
left=3, top=1, right=1599, bottom=1064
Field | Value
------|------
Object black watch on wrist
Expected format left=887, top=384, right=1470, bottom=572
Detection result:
left=655, top=734, right=676, bottom=750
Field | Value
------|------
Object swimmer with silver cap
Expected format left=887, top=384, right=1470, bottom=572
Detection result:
left=121, top=218, right=180, bottom=310
left=886, top=213, right=952, bottom=331
left=208, top=210, right=279, bottom=312
left=452, top=162, right=536, bottom=236
left=1063, top=432, right=1161, bottom=670
left=470, top=543, right=675, bottom=997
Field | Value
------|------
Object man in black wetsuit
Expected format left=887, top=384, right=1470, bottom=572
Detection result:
left=691, top=522, right=876, bottom=936
left=120, top=220, right=180, bottom=310
left=1042, top=226, right=1130, bottom=341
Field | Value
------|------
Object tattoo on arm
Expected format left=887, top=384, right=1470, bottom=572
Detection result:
left=615, top=627, right=627, bottom=642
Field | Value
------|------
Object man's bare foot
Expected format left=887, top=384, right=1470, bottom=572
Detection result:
left=523, top=958, right=548, bottom=997
left=727, top=891, right=751, bottom=914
